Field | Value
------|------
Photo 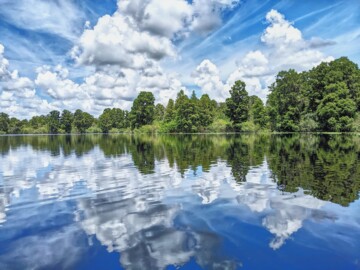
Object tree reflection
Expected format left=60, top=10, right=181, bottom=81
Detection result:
left=0, top=133, right=359, bottom=205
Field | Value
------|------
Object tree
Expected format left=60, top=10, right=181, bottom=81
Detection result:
left=98, top=108, right=113, bottom=133
left=164, top=99, right=175, bottom=123
left=154, top=104, right=165, bottom=122
left=47, top=110, right=60, bottom=134
left=198, top=94, right=216, bottom=127
left=225, top=80, right=250, bottom=131
left=61, top=110, right=73, bottom=133
left=130, top=91, right=155, bottom=129
left=266, top=70, right=303, bottom=131
left=0, top=113, right=10, bottom=134
left=175, top=90, right=200, bottom=132
left=73, top=109, right=94, bottom=133
left=8, top=117, right=23, bottom=134
left=316, top=82, right=356, bottom=131
left=249, top=96, right=267, bottom=128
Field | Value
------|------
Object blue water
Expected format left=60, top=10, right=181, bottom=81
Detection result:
left=0, top=134, right=359, bottom=270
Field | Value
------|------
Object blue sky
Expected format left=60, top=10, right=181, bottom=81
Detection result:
left=0, top=0, right=359, bottom=118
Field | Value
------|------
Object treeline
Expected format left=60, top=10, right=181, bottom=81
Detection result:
left=0, top=57, right=359, bottom=134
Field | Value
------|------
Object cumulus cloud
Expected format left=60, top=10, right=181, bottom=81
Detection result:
left=0, top=45, right=55, bottom=118
left=191, top=0, right=241, bottom=34
left=193, top=59, right=227, bottom=101
left=193, top=9, right=334, bottom=101
left=35, top=65, right=85, bottom=100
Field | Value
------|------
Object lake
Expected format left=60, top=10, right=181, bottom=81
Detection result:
left=0, top=134, right=359, bottom=270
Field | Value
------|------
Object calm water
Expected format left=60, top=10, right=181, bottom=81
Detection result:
left=0, top=134, right=359, bottom=270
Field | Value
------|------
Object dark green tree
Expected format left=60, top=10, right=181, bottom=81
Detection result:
left=61, top=110, right=73, bottom=133
left=154, top=104, right=165, bottom=122
left=249, top=95, right=267, bottom=128
left=130, top=91, right=155, bottom=129
left=0, top=113, right=10, bottom=134
left=267, top=70, right=304, bottom=131
left=73, top=109, right=94, bottom=133
left=175, top=90, right=199, bottom=132
left=99, top=108, right=113, bottom=133
left=47, top=110, right=60, bottom=134
left=316, top=82, right=356, bottom=131
left=198, top=94, right=216, bottom=127
left=164, top=99, right=175, bottom=123
left=225, top=80, right=250, bottom=131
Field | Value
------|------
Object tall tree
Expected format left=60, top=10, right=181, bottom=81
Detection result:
left=164, top=99, right=175, bottom=123
left=266, top=70, right=303, bottom=131
left=61, top=110, right=73, bottom=133
left=225, top=80, right=250, bottom=131
left=154, top=104, right=165, bottom=122
left=175, top=90, right=199, bottom=132
left=47, top=110, right=60, bottom=134
left=249, top=96, right=267, bottom=128
left=130, top=91, right=155, bottom=129
left=316, top=82, right=356, bottom=131
left=73, top=109, right=94, bottom=133
left=98, top=108, right=113, bottom=133
left=198, top=94, right=216, bottom=127
left=0, top=113, right=10, bottom=134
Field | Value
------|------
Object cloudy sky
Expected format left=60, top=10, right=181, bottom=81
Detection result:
left=0, top=0, right=359, bottom=118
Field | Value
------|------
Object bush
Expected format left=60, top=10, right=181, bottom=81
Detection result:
left=86, top=125, right=102, bottom=133
left=158, top=121, right=177, bottom=133
left=134, top=124, right=159, bottom=134
left=299, top=114, right=319, bottom=132
left=240, top=121, right=261, bottom=132
left=207, top=119, right=230, bottom=133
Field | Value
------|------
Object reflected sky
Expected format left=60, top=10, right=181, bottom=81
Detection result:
left=0, top=134, right=359, bottom=270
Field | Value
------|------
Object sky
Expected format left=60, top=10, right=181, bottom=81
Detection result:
left=0, top=0, right=359, bottom=119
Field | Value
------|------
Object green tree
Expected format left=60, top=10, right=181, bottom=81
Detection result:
left=198, top=94, right=216, bottom=127
left=249, top=95, right=267, bottom=128
left=130, top=91, right=155, bottom=129
left=225, top=80, right=250, bottom=131
left=99, top=108, right=113, bottom=133
left=73, top=109, right=94, bottom=133
left=164, top=99, right=175, bottom=123
left=61, top=110, right=73, bottom=133
left=8, top=117, right=23, bottom=134
left=175, top=90, right=200, bottom=132
left=267, top=70, right=304, bottom=131
left=0, top=113, right=10, bottom=134
left=154, top=104, right=165, bottom=122
left=316, top=82, right=356, bottom=131
left=47, top=110, right=60, bottom=134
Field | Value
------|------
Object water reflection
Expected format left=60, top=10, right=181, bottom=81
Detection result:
left=0, top=134, right=359, bottom=269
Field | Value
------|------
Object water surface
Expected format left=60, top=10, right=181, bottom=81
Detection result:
left=0, top=134, right=359, bottom=269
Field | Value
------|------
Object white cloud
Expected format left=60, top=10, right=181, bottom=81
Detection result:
left=71, top=13, right=175, bottom=68
left=261, top=9, right=302, bottom=47
left=35, top=65, right=85, bottom=100
left=191, top=0, right=241, bottom=34
left=193, top=9, right=333, bottom=101
left=193, top=59, right=227, bottom=101
left=0, top=44, right=55, bottom=118
left=0, top=44, right=10, bottom=80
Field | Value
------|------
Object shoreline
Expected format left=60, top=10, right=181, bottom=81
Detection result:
left=1, top=131, right=359, bottom=137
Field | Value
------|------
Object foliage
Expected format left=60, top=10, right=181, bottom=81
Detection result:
left=130, top=91, right=155, bottom=129
left=225, top=80, right=250, bottom=131
left=73, top=109, right=94, bottom=133
left=0, top=113, right=10, bottom=134
left=47, top=110, right=61, bottom=134
left=61, top=110, right=73, bottom=133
